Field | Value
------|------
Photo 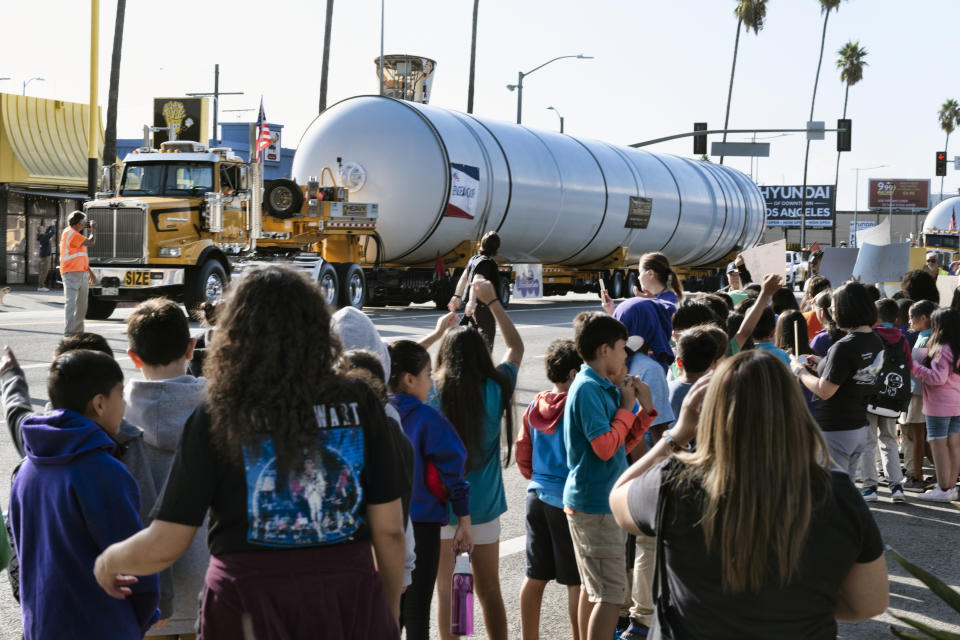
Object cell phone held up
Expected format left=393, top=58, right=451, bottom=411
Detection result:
left=598, top=277, right=607, bottom=300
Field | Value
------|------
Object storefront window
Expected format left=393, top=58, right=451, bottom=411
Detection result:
left=6, top=214, right=26, bottom=284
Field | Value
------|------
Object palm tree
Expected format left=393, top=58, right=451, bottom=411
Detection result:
left=318, top=0, right=335, bottom=113
left=938, top=98, right=960, bottom=201
left=799, top=0, right=845, bottom=248
left=831, top=41, right=867, bottom=244
left=102, top=0, right=126, bottom=169
left=720, top=0, right=767, bottom=164
left=466, top=0, right=480, bottom=113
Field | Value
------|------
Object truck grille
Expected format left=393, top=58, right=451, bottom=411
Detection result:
left=85, top=207, right=145, bottom=262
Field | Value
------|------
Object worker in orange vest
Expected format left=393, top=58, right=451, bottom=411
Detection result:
left=60, top=211, right=96, bottom=336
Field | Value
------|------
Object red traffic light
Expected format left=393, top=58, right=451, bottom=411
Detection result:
left=938, top=152, right=946, bottom=161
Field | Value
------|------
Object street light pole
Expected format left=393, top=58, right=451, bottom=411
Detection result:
left=547, top=106, right=564, bottom=133
left=507, top=54, right=591, bottom=125
left=851, top=164, right=888, bottom=247
left=22, top=76, right=45, bottom=96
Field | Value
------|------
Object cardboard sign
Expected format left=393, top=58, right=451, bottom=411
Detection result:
left=856, top=217, right=891, bottom=247
left=741, top=239, right=786, bottom=282
left=625, top=197, right=652, bottom=229
left=818, top=247, right=860, bottom=287
left=936, top=274, right=960, bottom=308
left=852, top=242, right=909, bottom=285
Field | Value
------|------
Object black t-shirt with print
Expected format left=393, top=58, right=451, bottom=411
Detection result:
left=815, top=331, right=883, bottom=431
left=153, top=378, right=401, bottom=556
left=628, top=458, right=884, bottom=640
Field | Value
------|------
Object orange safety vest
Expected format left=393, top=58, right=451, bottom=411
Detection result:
left=59, top=228, right=89, bottom=273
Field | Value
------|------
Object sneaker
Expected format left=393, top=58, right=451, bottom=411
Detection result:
left=917, top=486, right=955, bottom=502
left=890, top=485, right=906, bottom=503
left=903, top=477, right=926, bottom=492
left=861, top=486, right=879, bottom=502
left=620, top=621, right=650, bottom=640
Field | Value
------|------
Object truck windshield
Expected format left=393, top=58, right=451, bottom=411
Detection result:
left=120, top=162, right=214, bottom=196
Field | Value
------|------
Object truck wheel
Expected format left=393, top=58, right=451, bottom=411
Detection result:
left=264, top=179, right=304, bottom=219
left=85, top=297, right=117, bottom=320
left=335, top=263, right=366, bottom=309
left=498, top=277, right=511, bottom=308
left=610, top=270, right=626, bottom=299
left=317, top=262, right=340, bottom=308
left=627, top=270, right=640, bottom=297
left=186, top=260, right=228, bottom=317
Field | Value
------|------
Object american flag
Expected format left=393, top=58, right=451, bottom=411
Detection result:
left=255, top=98, right=271, bottom=162
left=950, top=210, right=957, bottom=231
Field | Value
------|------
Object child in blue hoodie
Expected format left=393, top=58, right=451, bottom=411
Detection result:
left=9, top=349, right=159, bottom=640
left=515, top=338, right=583, bottom=640
left=388, top=340, right=471, bottom=640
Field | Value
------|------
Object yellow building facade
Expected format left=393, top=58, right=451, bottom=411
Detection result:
left=1, top=93, right=103, bottom=284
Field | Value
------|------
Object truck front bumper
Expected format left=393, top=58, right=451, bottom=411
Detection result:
left=89, top=267, right=185, bottom=301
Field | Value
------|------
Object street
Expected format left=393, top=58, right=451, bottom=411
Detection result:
left=0, top=289, right=957, bottom=639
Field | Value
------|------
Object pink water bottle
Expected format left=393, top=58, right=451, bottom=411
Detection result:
left=451, top=552, right=474, bottom=636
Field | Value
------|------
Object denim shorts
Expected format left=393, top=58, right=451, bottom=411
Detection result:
left=925, top=415, right=960, bottom=440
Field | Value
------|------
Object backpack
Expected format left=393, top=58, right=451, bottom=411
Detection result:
left=867, top=332, right=911, bottom=417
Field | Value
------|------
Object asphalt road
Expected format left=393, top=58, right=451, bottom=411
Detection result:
left=0, top=289, right=957, bottom=639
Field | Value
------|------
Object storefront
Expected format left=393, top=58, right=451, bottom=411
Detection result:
left=0, top=93, right=102, bottom=285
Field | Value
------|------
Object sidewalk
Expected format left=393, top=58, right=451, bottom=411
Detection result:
left=0, top=285, right=64, bottom=313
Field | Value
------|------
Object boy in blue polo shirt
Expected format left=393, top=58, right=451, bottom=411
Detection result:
left=562, top=312, right=656, bottom=640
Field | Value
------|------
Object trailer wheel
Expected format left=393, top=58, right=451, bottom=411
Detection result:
left=85, top=297, right=117, bottom=320
left=609, top=270, right=626, bottom=299
left=498, top=277, right=511, bottom=308
left=264, top=179, right=304, bottom=219
left=186, top=260, right=228, bottom=318
left=335, top=263, right=366, bottom=309
left=627, top=270, right=640, bottom=297
left=317, top=262, right=340, bottom=308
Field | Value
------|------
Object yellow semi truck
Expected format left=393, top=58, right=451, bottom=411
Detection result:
left=84, top=138, right=385, bottom=318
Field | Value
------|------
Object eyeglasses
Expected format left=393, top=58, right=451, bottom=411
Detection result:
left=927, top=258, right=938, bottom=263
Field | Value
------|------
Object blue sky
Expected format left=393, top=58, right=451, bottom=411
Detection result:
left=3, top=0, right=958, bottom=210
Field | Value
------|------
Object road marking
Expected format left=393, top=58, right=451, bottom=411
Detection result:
left=18, top=354, right=132, bottom=370
left=372, top=303, right=601, bottom=321
left=499, top=535, right=526, bottom=558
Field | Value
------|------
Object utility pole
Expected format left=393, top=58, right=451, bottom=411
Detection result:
left=87, top=0, right=99, bottom=199
left=187, top=64, right=243, bottom=145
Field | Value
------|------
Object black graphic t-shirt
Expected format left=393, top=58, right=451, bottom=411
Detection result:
left=154, top=379, right=401, bottom=555
left=815, top=331, right=883, bottom=432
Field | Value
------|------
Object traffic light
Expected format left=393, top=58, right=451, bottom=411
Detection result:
left=836, top=118, right=851, bottom=152
left=937, top=151, right=948, bottom=177
left=693, top=122, right=707, bottom=155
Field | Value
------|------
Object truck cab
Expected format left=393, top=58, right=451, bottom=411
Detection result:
left=84, top=141, right=250, bottom=318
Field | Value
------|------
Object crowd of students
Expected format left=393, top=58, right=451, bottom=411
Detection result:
left=4, top=249, right=958, bottom=639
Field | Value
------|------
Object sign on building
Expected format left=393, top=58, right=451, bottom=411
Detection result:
left=867, top=179, right=930, bottom=210
left=760, top=185, right=835, bottom=228
left=152, top=97, right=210, bottom=145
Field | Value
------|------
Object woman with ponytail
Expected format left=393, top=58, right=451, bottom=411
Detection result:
left=637, top=252, right=683, bottom=307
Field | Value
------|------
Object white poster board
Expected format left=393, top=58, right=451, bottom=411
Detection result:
left=852, top=242, right=909, bottom=285
left=936, top=274, right=960, bottom=308
left=818, top=247, right=860, bottom=287
left=856, top=216, right=891, bottom=247
left=849, top=221, right=875, bottom=247
left=511, top=263, right=543, bottom=299
left=741, top=239, right=787, bottom=282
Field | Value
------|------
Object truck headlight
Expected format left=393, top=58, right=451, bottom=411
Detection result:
left=158, top=246, right=182, bottom=258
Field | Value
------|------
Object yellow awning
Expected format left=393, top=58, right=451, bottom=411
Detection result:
left=0, top=93, right=104, bottom=187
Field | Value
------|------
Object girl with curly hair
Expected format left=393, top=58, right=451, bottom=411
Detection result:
left=434, top=278, right=524, bottom=640
left=94, top=266, right=406, bottom=639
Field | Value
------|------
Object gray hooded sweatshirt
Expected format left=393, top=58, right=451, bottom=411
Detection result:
left=124, top=374, right=208, bottom=636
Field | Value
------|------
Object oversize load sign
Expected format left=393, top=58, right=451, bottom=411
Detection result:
left=761, top=185, right=835, bottom=228
left=868, top=179, right=930, bottom=210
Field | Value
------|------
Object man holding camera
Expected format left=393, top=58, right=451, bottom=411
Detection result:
left=59, top=211, right=96, bottom=336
